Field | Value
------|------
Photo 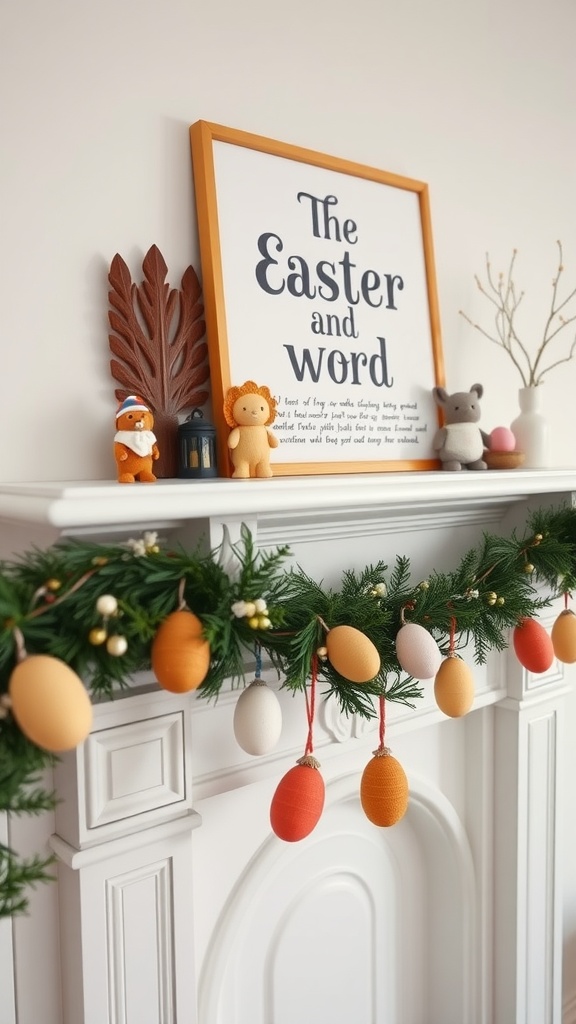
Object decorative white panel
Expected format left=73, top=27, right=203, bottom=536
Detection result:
left=525, top=712, right=558, bottom=1024
left=107, top=859, right=175, bottom=1024
left=87, top=713, right=185, bottom=829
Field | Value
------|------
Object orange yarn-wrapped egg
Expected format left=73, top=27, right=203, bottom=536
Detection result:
left=434, top=655, right=474, bottom=718
left=326, top=625, right=380, bottom=683
left=151, top=609, right=210, bottom=692
left=551, top=609, right=576, bottom=664
left=9, top=654, right=93, bottom=753
left=270, top=757, right=325, bottom=841
left=360, top=749, right=408, bottom=826
left=513, top=617, right=554, bottom=674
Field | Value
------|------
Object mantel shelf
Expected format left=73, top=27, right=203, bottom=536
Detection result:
left=0, top=469, right=575, bottom=530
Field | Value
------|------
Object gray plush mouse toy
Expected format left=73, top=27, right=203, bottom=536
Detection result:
left=432, top=383, right=490, bottom=471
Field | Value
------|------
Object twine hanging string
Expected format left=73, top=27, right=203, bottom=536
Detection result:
left=27, top=567, right=99, bottom=620
left=304, top=653, right=317, bottom=756
left=565, top=591, right=570, bottom=611
left=12, top=626, right=27, bottom=664
left=449, top=614, right=457, bottom=655
left=297, top=653, right=320, bottom=768
left=372, top=692, right=389, bottom=758
left=378, top=693, right=386, bottom=750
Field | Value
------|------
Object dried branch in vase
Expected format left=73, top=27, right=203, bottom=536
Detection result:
left=108, top=244, right=210, bottom=477
left=459, top=241, right=576, bottom=387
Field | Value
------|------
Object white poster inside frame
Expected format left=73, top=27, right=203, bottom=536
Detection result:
left=190, top=121, right=445, bottom=478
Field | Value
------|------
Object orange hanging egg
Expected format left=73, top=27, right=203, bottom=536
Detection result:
left=151, top=609, right=210, bottom=693
left=551, top=609, right=576, bottom=664
left=9, top=654, right=93, bottom=753
left=325, top=624, right=380, bottom=683
left=360, top=749, right=408, bottom=826
left=270, top=757, right=325, bottom=841
left=434, top=655, right=475, bottom=718
left=513, top=617, right=554, bottom=674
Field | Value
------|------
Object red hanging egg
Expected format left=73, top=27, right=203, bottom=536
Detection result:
left=360, top=749, right=408, bottom=826
left=270, top=756, right=325, bottom=842
left=513, top=617, right=554, bottom=673
left=551, top=609, right=576, bottom=664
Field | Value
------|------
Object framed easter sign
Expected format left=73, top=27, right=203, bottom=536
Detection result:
left=190, top=121, right=445, bottom=478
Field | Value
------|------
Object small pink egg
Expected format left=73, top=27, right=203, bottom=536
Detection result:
left=490, top=426, right=516, bottom=452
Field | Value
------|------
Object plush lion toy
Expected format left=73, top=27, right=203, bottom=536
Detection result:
left=223, top=381, right=279, bottom=478
left=114, top=395, right=160, bottom=483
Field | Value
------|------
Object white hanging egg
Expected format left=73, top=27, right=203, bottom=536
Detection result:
left=233, top=680, right=283, bottom=755
left=395, top=622, right=442, bottom=680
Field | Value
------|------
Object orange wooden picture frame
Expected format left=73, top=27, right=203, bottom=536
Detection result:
left=190, top=120, right=445, bottom=478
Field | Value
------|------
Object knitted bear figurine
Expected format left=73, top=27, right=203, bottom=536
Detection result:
left=114, top=396, right=160, bottom=483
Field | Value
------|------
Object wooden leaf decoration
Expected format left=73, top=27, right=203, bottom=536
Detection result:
left=108, top=245, right=210, bottom=478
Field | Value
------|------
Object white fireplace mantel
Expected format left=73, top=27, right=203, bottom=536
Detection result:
left=2, top=468, right=575, bottom=1024
left=0, top=468, right=575, bottom=532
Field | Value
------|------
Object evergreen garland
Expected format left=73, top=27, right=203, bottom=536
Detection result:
left=1, top=503, right=576, bottom=918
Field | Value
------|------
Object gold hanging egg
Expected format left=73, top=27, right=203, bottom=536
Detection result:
left=434, top=655, right=474, bottom=718
left=151, top=610, right=210, bottom=693
left=9, top=654, right=93, bottom=752
left=551, top=609, right=576, bottom=664
left=325, top=624, right=380, bottom=683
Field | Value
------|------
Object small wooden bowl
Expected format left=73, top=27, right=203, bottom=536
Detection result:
left=483, top=450, right=525, bottom=470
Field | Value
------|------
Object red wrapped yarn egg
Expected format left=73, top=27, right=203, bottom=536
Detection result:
left=270, top=756, right=325, bottom=841
left=513, top=617, right=554, bottom=673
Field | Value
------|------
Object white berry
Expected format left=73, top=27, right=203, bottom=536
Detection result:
left=96, top=594, right=118, bottom=617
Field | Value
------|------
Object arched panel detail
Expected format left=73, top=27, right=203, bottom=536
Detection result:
left=198, top=771, right=478, bottom=1024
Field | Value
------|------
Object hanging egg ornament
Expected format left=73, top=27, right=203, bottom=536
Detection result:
left=434, top=655, right=475, bottom=717
left=9, top=655, right=93, bottom=752
left=270, top=755, right=325, bottom=842
left=360, top=748, right=409, bottom=826
left=151, top=609, right=210, bottom=693
left=395, top=622, right=442, bottom=679
left=325, top=625, right=380, bottom=683
left=513, top=617, right=554, bottom=674
left=551, top=609, right=576, bottom=664
left=233, top=679, right=283, bottom=755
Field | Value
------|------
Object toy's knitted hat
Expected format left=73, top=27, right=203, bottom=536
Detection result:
left=116, top=395, right=150, bottom=419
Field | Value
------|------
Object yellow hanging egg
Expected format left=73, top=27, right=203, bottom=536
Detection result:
left=151, top=610, right=210, bottom=693
left=434, top=655, right=474, bottom=718
left=551, top=609, right=576, bottom=664
left=325, top=624, right=381, bottom=683
left=360, top=750, right=409, bottom=826
left=9, top=654, right=93, bottom=753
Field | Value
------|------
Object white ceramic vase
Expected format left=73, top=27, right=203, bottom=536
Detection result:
left=510, top=386, right=548, bottom=469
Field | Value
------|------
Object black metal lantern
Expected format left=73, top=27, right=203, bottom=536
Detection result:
left=177, top=409, right=218, bottom=478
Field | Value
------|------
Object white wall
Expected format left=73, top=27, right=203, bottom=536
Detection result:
left=2, top=0, right=576, bottom=1008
